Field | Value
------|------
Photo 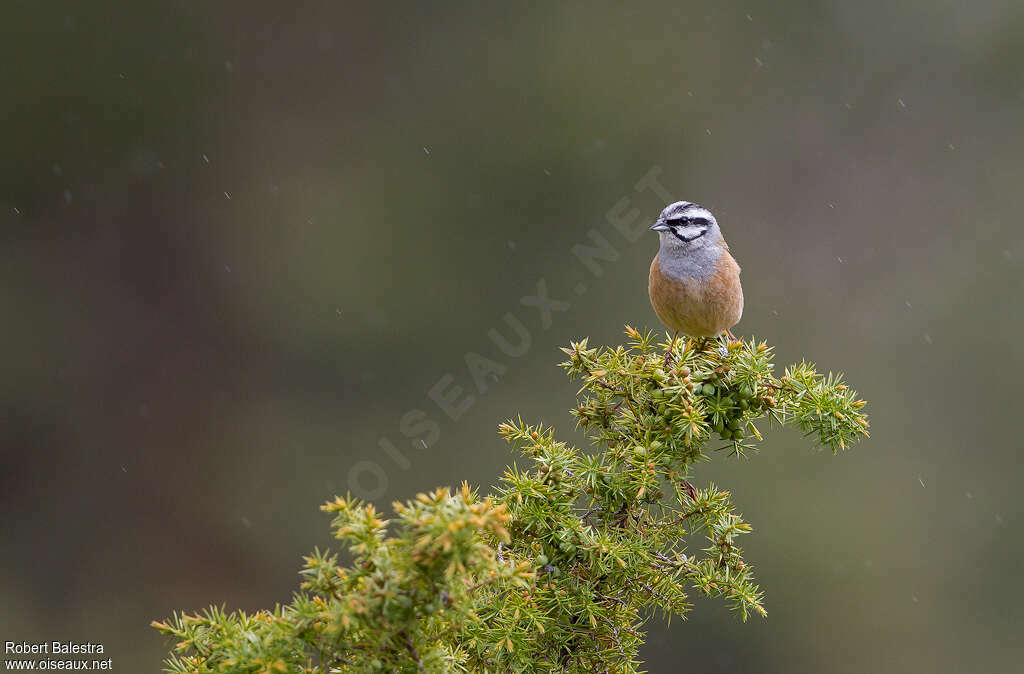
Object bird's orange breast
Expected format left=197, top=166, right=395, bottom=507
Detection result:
left=648, top=250, right=743, bottom=337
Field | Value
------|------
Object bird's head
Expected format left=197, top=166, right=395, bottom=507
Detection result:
left=650, top=201, right=721, bottom=253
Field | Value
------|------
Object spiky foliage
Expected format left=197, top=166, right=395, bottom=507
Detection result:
left=155, top=329, right=868, bottom=673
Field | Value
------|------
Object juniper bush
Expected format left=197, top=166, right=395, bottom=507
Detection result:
left=154, top=327, right=869, bottom=673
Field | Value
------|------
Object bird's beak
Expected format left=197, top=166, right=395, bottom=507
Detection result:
left=650, top=221, right=671, bottom=232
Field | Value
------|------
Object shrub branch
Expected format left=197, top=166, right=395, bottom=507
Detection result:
left=155, top=328, right=868, bottom=673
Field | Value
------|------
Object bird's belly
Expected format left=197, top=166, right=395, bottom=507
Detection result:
left=649, top=256, right=743, bottom=337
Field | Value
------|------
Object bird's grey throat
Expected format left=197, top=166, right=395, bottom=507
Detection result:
left=659, top=243, right=723, bottom=283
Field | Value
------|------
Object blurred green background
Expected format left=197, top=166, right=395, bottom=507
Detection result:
left=2, top=1, right=1023, bottom=671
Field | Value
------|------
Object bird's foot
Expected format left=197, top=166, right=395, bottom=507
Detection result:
left=664, top=331, right=679, bottom=368
left=717, top=333, right=733, bottom=357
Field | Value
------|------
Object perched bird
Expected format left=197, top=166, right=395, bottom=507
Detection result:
left=648, top=201, right=743, bottom=347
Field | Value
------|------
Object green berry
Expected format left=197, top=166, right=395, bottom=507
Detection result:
left=719, top=429, right=732, bottom=440
left=739, top=385, right=753, bottom=399
left=727, top=417, right=741, bottom=430
left=536, top=554, right=549, bottom=566
left=732, top=428, right=745, bottom=440
left=738, top=399, right=749, bottom=410
left=702, top=383, right=716, bottom=396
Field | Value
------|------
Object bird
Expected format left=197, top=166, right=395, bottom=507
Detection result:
left=648, top=201, right=743, bottom=355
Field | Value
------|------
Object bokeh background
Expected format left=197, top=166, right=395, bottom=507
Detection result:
left=3, top=1, right=1023, bottom=671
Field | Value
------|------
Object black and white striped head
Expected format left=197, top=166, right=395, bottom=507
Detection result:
left=649, top=201, right=721, bottom=252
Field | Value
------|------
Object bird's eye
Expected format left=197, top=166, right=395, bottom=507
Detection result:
left=667, top=216, right=709, bottom=227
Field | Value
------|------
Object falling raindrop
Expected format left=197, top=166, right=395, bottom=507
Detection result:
left=423, top=146, right=431, bottom=155
left=202, top=153, right=210, bottom=163
left=224, top=191, right=232, bottom=200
